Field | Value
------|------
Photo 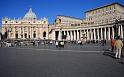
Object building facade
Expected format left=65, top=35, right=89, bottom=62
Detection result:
left=2, top=8, right=49, bottom=40
left=1, top=3, right=124, bottom=41
left=53, top=15, right=82, bottom=40
left=51, top=3, right=124, bottom=41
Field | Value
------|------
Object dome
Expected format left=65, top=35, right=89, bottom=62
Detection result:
left=23, top=8, right=37, bottom=20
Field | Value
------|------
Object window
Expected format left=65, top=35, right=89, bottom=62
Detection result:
left=43, top=32, right=46, bottom=37
left=71, top=24, right=74, bottom=26
left=78, top=24, right=80, bottom=26
left=21, top=35, right=23, bottom=38
left=15, top=33, right=18, bottom=39
left=5, top=21, right=7, bottom=23
left=33, top=33, right=36, bottom=38
left=29, top=35, right=30, bottom=38
left=24, top=33, right=27, bottom=38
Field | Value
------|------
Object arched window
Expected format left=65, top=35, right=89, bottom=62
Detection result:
left=43, top=32, right=46, bottom=38
left=33, top=33, right=36, bottom=38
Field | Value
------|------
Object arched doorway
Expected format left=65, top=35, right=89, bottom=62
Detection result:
left=33, top=33, right=36, bottom=38
left=15, top=33, right=18, bottom=39
left=4, top=31, right=8, bottom=39
left=43, top=32, right=46, bottom=39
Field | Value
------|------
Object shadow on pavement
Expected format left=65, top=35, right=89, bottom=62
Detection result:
left=103, top=51, right=115, bottom=59
left=118, top=61, right=124, bottom=65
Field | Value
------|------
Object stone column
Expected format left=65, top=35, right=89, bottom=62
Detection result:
left=94, top=29, right=96, bottom=40
left=101, top=28, right=103, bottom=40
left=90, top=29, right=93, bottom=40
left=58, top=31, right=61, bottom=41
left=79, top=30, right=81, bottom=40
left=66, top=31, right=69, bottom=40
left=30, top=26, right=31, bottom=38
left=104, top=27, right=106, bottom=40
left=74, top=30, right=76, bottom=40
left=108, top=27, right=110, bottom=40
left=112, top=27, right=114, bottom=39
left=52, top=30, right=56, bottom=40
left=87, top=29, right=89, bottom=41
left=31, top=27, right=33, bottom=39
left=89, top=29, right=91, bottom=40
left=36, top=26, right=38, bottom=38
left=26, top=26, right=28, bottom=39
left=77, top=30, right=79, bottom=40
left=17, top=27, right=19, bottom=39
left=68, top=31, right=70, bottom=40
left=63, top=30, right=65, bottom=35
left=121, top=25, right=123, bottom=38
left=23, top=27, right=25, bottom=39
left=70, top=31, right=73, bottom=41
left=97, top=28, right=99, bottom=41
left=13, top=27, right=15, bottom=38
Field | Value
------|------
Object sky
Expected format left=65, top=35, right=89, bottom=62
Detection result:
left=0, top=0, right=124, bottom=26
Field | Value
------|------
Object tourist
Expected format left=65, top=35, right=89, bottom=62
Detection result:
left=60, top=41, right=64, bottom=48
left=114, top=36, right=123, bottom=59
left=55, top=41, right=59, bottom=48
left=111, top=38, right=115, bottom=52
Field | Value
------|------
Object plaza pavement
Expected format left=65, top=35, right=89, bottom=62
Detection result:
left=0, top=43, right=124, bottom=77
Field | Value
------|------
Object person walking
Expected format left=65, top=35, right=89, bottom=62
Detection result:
left=55, top=41, right=58, bottom=48
left=111, top=38, right=115, bottom=52
left=114, top=36, right=123, bottom=59
left=60, top=41, right=64, bottom=48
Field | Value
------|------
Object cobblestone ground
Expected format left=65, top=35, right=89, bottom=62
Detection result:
left=0, top=43, right=124, bottom=77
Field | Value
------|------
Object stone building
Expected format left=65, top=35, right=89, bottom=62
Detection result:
left=51, top=2, right=124, bottom=41
left=53, top=15, right=82, bottom=40
left=1, top=2, right=124, bottom=42
left=2, top=8, right=48, bottom=40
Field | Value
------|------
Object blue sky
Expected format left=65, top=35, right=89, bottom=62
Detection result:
left=0, top=0, right=124, bottom=26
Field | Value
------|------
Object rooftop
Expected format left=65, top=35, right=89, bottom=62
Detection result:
left=85, top=2, right=124, bottom=13
left=57, top=15, right=82, bottom=20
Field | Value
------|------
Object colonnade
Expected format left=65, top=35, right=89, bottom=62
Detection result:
left=57, top=25, right=124, bottom=41
left=7, top=26, right=48, bottom=39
